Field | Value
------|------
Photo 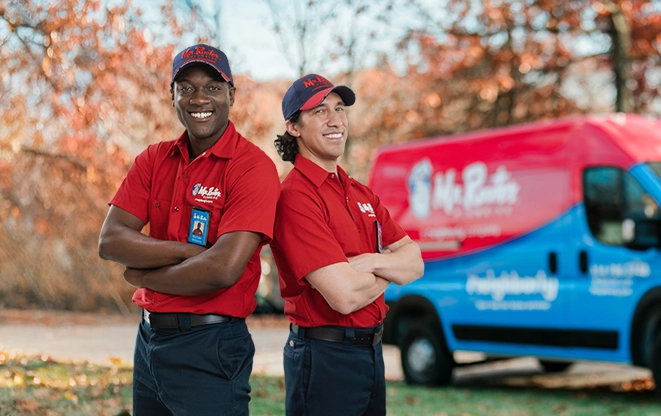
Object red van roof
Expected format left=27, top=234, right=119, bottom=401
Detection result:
left=368, top=114, right=661, bottom=260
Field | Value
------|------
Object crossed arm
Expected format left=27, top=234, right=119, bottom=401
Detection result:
left=98, top=205, right=261, bottom=296
left=305, top=236, right=424, bottom=315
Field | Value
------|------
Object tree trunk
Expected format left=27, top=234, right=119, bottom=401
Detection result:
left=607, top=1, right=633, bottom=113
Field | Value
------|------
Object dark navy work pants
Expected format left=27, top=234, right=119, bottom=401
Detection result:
left=132, top=317, right=254, bottom=416
left=283, top=326, right=386, bottom=416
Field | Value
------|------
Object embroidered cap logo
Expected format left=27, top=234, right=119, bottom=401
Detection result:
left=302, top=75, right=333, bottom=92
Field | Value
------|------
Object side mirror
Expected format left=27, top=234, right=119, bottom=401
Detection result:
left=622, top=217, right=661, bottom=249
left=622, top=218, right=635, bottom=243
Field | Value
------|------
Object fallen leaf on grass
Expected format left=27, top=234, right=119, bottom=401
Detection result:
left=108, top=356, right=124, bottom=366
left=404, top=395, right=420, bottom=405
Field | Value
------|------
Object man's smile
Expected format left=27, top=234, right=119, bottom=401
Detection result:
left=190, top=111, right=213, bottom=119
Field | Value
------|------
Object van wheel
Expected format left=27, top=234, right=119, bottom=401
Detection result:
left=400, top=322, right=454, bottom=385
left=539, top=360, right=573, bottom=373
left=649, top=331, right=661, bottom=395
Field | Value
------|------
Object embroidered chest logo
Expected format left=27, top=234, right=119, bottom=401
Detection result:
left=192, top=183, right=222, bottom=203
left=357, top=202, right=376, bottom=218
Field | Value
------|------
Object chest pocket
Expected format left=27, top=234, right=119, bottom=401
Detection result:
left=186, top=160, right=230, bottom=246
left=148, top=199, right=171, bottom=240
left=327, top=206, right=362, bottom=256
left=206, top=198, right=226, bottom=245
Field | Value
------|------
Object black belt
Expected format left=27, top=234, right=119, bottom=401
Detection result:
left=291, top=324, right=383, bottom=346
left=143, top=309, right=232, bottom=329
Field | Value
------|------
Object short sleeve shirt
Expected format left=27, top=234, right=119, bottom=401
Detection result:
left=271, top=156, right=407, bottom=328
left=110, top=122, right=280, bottom=317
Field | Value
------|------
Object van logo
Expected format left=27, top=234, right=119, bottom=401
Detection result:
left=407, top=159, right=520, bottom=219
left=466, top=270, right=558, bottom=302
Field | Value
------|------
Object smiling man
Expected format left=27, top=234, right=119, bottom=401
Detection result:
left=271, top=74, right=424, bottom=415
left=98, top=44, right=280, bottom=416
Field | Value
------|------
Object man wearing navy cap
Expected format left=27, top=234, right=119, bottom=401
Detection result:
left=271, top=74, right=424, bottom=415
left=98, top=44, right=280, bottom=415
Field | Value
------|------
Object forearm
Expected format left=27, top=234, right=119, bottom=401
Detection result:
left=349, top=240, right=424, bottom=285
left=346, top=275, right=390, bottom=313
left=373, top=242, right=424, bottom=285
left=125, top=231, right=261, bottom=296
left=135, top=259, right=235, bottom=296
left=307, top=263, right=390, bottom=315
left=99, top=226, right=204, bottom=269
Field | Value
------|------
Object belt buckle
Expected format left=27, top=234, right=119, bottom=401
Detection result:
left=143, top=309, right=151, bottom=325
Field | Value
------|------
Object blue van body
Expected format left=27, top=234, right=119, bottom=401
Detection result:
left=369, top=115, right=661, bottom=385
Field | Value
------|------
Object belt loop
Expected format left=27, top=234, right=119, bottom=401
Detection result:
left=290, top=323, right=298, bottom=336
left=178, top=313, right=192, bottom=332
left=343, top=327, right=354, bottom=345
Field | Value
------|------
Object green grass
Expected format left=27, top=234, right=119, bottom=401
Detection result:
left=0, top=352, right=132, bottom=416
left=1, top=352, right=660, bottom=415
left=383, top=382, right=661, bottom=416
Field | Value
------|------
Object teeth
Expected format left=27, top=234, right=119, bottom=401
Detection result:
left=191, top=112, right=212, bottom=119
left=325, top=133, right=342, bottom=139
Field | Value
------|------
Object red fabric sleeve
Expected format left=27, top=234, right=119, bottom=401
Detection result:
left=109, top=144, right=158, bottom=224
left=216, top=151, right=280, bottom=243
left=274, top=188, right=348, bottom=282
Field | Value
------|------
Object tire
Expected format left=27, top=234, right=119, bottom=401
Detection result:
left=539, top=360, right=573, bottom=373
left=400, top=322, right=454, bottom=385
left=649, top=330, right=661, bottom=395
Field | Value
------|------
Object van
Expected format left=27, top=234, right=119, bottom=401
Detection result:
left=368, top=114, right=661, bottom=387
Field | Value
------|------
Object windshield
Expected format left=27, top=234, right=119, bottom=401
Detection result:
left=646, top=162, right=661, bottom=181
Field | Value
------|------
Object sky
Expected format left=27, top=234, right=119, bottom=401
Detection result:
left=215, top=1, right=296, bottom=81
left=140, top=0, right=411, bottom=82
left=137, top=0, right=297, bottom=81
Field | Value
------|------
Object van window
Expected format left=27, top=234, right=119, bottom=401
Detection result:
left=646, top=162, right=661, bottom=180
left=584, top=167, right=660, bottom=248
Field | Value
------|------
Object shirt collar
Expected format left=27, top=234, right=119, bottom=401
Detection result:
left=293, top=155, right=353, bottom=188
left=170, top=121, right=240, bottom=160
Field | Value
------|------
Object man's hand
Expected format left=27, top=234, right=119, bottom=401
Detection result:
left=124, top=267, right=152, bottom=288
left=99, top=206, right=207, bottom=269
left=348, top=250, right=392, bottom=274
left=348, top=237, right=423, bottom=286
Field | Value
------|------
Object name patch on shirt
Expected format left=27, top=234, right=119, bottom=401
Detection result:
left=375, top=221, right=383, bottom=253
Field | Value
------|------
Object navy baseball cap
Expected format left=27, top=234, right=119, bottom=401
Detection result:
left=282, top=74, right=355, bottom=121
left=171, top=44, right=233, bottom=86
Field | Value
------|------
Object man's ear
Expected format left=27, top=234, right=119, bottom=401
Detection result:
left=285, top=120, right=300, bottom=137
left=170, top=87, right=175, bottom=108
left=228, top=86, right=236, bottom=107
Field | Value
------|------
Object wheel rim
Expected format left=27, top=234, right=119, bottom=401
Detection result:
left=407, top=336, right=436, bottom=375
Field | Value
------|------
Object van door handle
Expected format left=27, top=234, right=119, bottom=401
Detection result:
left=579, top=250, right=589, bottom=274
left=548, top=252, right=558, bottom=274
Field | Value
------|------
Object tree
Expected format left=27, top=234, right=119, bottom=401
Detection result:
left=340, top=0, right=661, bottom=180
left=0, top=0, right=277, bottom=312
left=263, top=0, right=401, bottom=78
left=594, top=0, right=661, bottom=114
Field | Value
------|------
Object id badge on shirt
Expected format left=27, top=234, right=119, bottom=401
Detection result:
left=188, top=207, right=210, bottom=246
left=375, top=220, right=383, bottom=253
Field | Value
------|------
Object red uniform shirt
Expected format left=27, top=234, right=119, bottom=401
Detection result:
left=110, top=122, right=280, bottom=317
left=271, top=156, right=407, bottom=328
